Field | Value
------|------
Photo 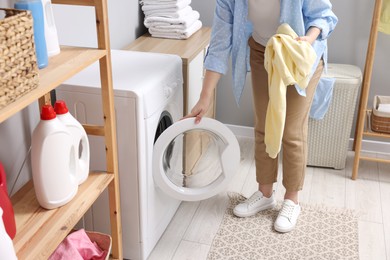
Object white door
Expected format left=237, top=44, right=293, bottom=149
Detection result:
left=153, top=118, right=240, bottom=201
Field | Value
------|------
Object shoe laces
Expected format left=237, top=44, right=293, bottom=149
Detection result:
left=247, top=192, right=263, bottom=206
left=279, top=202, right=296, bottom=220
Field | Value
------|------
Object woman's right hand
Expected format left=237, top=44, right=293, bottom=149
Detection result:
left=182, top=70, right=221, bottom=124
left=182, top=94, right=213, bottom=124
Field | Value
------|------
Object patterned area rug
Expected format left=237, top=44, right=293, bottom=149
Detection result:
left=207, top=193, right=359, bottom=260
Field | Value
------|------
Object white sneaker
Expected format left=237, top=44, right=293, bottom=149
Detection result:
left=233, top=191, right=276, bottom=218
left=274, top=199, right=301, bottom=233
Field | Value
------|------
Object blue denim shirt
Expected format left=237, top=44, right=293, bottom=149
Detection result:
left=204, top=0, right=338, bottom=117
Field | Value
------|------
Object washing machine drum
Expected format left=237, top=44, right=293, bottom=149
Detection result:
left=153, top=118, right=240, bottom=201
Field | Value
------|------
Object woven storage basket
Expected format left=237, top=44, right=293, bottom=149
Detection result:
left=371, top=95, right=390, bottom=134
left=307, top=64, right=362, bottom=169
left=0, top=8, right=39, bottom=109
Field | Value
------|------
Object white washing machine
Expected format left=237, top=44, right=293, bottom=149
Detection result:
left=56, top=50, right=240, bottom=260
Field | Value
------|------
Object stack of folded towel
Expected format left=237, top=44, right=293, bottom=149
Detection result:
left=140, top=0, right=202, bottom=40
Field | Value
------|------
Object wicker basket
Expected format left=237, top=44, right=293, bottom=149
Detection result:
left=0, top=8, right=39, bottom=109
left=307, top=63, right=362, bottom=169
left=371, top=95, right=390, bottom=134
left=86, top=231, right=112, bottom=260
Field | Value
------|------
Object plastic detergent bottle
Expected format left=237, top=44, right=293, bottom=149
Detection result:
left=14, top=0, right=48, bottom=69
left=0, top=162, right=16, bottom=240
left=0, top=208, right=17, bottom=260
left=31, top=105, right=78, bottom=209
left=54, top=100, right=90, bottom=185
left=41, top=0, right=60, bottom=56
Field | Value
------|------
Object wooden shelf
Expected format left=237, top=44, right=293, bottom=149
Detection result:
left=2, top=0, right=122, bottom=258
left=352, top=0, right=390, bottom=179
left=124, top=27, right=211, bottom=65
left=363, top=109, right=390, bottom=138
left=0, top=46, right=106, bottom=124
left=363, top=130, right=390, bottom=138
left=361, top=110, right=390, bottom=164
left=11, top=172, right=113, bottom=260
left=52, top=0, right=95, bottom=6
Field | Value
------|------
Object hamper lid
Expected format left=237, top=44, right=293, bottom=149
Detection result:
left=322, top=63, right=362, bottom=85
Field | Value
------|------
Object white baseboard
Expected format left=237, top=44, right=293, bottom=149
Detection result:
left=226, top=124, right=254, bottom=139
left=226, top=124, right=390, bottom=154
left=348, top=139, right=390, bottom=154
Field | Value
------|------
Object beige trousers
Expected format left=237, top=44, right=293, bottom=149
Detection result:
left=249, top=36, right=324, bottom=192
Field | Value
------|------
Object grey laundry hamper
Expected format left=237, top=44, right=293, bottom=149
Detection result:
left=307, top=63, right=362, bottom=169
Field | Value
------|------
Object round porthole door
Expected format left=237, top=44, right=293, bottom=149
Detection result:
left=153, top=117, right=240, bottom=201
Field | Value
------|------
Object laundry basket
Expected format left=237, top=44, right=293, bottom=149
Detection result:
left=49, top=229, right=112, bottom=260
left=371, top=95, right=390, bottom=134
left=307, top=64, right=362, bottom=169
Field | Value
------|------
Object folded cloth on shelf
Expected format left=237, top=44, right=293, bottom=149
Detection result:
left=144, top=10, right=200, bottom=28
left=141, top=0, right=186, bottom=5
left=140, top=0, right=178, bottom=4
left=141, top=0, right=191, bottom=11
left=153, top=23, right=193, bottom=30
left=378, top=103, right=390, bottom=113
left=150, top=19, right=202, bottom=39
left=144, top=7, right=185, bottom=16
left=144, top=5, right=193, bottom=18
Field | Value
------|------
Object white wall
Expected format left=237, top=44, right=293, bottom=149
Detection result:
left=0, top=103, right=39, bottom=194
left=52, top=0, right=146, bottom=49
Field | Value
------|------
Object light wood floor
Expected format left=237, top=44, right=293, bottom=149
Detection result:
left=148, top=137, right=390, bottom=260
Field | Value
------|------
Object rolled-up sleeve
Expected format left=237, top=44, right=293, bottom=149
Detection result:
left=204, top=0, right=234, bottom=75
left=303, top=0, right=338, bottom=40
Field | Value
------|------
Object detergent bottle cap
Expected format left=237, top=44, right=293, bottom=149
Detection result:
left=54, top=100, right=69, bottom=115
left=40, top=105, right=56, bottom=120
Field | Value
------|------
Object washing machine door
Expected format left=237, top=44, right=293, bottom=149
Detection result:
left=153, top=117, right=240, bottom=201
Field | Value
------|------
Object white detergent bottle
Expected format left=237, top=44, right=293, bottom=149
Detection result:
left=31, top=105, right=78, bottom=209
left=54, top=100, right=90, bottom=185
left=41, top=0, right=60, bottom=56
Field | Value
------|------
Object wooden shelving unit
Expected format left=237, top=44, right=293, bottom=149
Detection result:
left=0, top=47, right=106, bottom=122
left=352, top=0, right=390, bottom=179
left=3, top=0, right=123, bottom=259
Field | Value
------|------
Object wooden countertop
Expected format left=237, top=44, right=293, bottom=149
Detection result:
left=123, top=27, right=211, bottom=65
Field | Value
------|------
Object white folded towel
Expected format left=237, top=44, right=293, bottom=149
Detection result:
left=150, top=20, right=202, bottom=39
left=144, top=6, right=193, bottom=18
left=144, top=8, right=184, bottom=16
left=141, top=0, right=191, bottom=11
left=140, top=0, right=176, bottom=4
left=153, top=23, right=191, bottom=30
left=144, top=10, right=200, bottom=28
left=141, top=0, right=183, bottom=5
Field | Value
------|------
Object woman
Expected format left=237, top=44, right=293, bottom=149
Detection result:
left=184, top=0, right=338, bottom=233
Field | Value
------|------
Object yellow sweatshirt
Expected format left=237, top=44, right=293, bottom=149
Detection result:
left=264, top=23, right=316, bottom=159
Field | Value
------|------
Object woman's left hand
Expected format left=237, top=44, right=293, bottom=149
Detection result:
left=296, top=27, right=321, bottom=45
